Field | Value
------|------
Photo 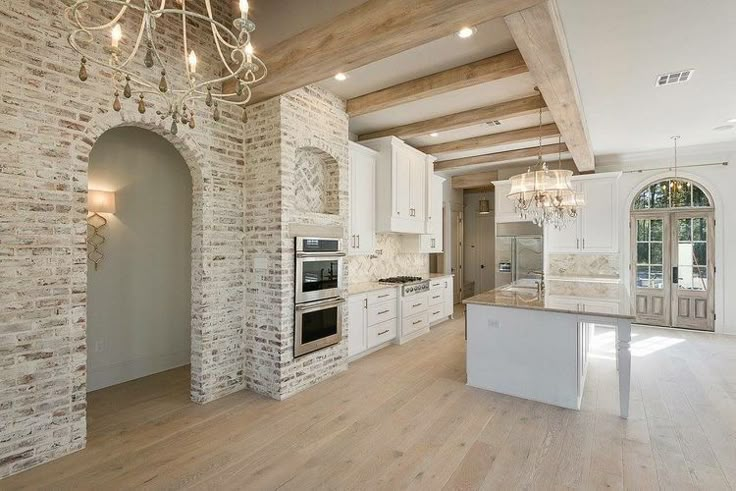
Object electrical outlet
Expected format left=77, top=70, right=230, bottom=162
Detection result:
left=488, top=319, right=499, bottom=329
left=94, top=340, right=104, bottom=352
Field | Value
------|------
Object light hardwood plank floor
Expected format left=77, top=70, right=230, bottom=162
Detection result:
left=3, top=311, right=736, bottom=490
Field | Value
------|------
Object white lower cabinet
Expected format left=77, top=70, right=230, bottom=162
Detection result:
left=348, top=287, right=398, bottom=359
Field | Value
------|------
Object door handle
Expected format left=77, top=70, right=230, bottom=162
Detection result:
left=480, top=264, right=485, bottom=269
left=672, top=267, right=679, bottom=284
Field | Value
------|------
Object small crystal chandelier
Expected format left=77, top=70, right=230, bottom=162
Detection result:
left=506, top=102, right=583, bottom=229
left=65, top=0, right=266, bottom=134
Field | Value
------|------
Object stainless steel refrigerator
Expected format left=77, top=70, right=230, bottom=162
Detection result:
left=495, top=222, right=544, bottom=288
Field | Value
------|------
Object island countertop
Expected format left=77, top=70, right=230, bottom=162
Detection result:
left=463, top=285, right=634, bottom=320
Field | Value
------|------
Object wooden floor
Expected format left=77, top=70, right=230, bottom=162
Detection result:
left=4, top=311, right=736, bottom=490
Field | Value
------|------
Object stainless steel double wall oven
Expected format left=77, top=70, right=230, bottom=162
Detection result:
left=294, top=237, right=345, bottom=357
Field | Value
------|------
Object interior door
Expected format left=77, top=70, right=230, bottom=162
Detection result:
left=631, top=213, right=670, bottom=326
left=670, top=211, right=715, bottom=331
left=451, top=211, right=463, bottom=303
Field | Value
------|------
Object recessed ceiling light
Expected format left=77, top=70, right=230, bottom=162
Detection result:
left=334, top=72, right=347, bottom=81
left=727, top=118, right=736, bottom=123
left=714, top=124, right=734, bottom=132
left=430, top=132, right=439, bottom=137
left=457, top=26, right=476, bottom=39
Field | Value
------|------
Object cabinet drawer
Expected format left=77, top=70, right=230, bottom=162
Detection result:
left=402, top=293, right=429, bottom=318
left=429, top=290, right=444, bottom=306
left=429, top=305, right=446, bottom=323
left=367, top=288, right=397, bottom=304
left=402, top=311, right=429, bottom=336
left=367, top=318, right=397, bottom=348
left=430, top=279, right=444, bottom=290
left=367, top=299, right=397, bottom=326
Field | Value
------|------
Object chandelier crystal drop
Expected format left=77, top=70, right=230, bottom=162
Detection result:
left=65, top=0, right=266, bottom=130
left=506, top=104, right=583, bottom=230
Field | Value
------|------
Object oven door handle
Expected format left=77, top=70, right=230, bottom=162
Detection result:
left=295, top=297, right=346, bottom=311
left=296, top=252, right=347, bottom=258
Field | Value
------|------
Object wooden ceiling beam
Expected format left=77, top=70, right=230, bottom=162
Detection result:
left=452, top=171, right=499, bottom=190
left=505, top=0, right=595, bottom=171
left=358, top=94, right=545, bottom=141
left=418, top=123, right=559, bottom=155
left=347, top=50, right=528, bottom=117
left=434, top=142, right=567, bottom=170
left=224, top=0, right=544, bottom=103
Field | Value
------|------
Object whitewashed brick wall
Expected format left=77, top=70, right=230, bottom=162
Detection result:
left=244, top=85, right=350, bottom=400
left=0, top=0, right=247, bottom=478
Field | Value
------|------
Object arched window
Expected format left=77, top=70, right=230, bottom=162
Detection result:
left=633, top=179, right=711, bottom=210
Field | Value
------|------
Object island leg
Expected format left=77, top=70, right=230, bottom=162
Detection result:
left=616, top=318, right=632, bottom=418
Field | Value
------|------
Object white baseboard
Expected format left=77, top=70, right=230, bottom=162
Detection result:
left=87, top=349, right=190, bottom=392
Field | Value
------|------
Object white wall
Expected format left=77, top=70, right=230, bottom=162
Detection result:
left=597, top=142, right=736, bottom=335
left=87, top=127, right=193, bottom=390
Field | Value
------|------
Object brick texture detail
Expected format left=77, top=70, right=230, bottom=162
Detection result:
left=0, top=0, right=246, bottom=478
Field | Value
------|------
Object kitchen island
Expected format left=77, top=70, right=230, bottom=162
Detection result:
left=463, top=285, right=633, bottom=417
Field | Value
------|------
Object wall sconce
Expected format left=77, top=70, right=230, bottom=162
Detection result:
left=87, top=190, right=116, bottom=270
left=478, top=198, right=491, bottom=215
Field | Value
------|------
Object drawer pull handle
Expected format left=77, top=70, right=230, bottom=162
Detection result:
left=412, top=319, right=422, bottom=325
left=378, top=294, right=390, bottom=298
left=378, top=330, right=390, bottom=336
left=412, top=303, right=422, bottom=308
left=432, top=295, right=440, bottom=300
left=433, top=311, right=441, bottom=315
left=377, top=309, right=390, bottom=315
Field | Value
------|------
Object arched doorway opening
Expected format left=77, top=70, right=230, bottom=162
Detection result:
left=86, top=127, right=194, bottom=391
left=630, top=177, right=715, bottom=331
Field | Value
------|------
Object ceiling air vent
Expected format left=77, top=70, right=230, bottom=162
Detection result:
left=656, top=69, right=694, bottom=87
left=486, top=120, right=502, bottom=126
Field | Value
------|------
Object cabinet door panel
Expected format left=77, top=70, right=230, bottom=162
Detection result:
left=581, top=178, right=618, bottom=253
left=347, top=296, right=367, bottom=357
left=394, top=147, right=412, bottom=219
left=409, top=151, right=426, bottom=221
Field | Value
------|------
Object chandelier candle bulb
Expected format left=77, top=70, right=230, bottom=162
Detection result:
left=240, top=0, right=249, bottom=18
left=188, top=50, right=197, bottom=74
left=245, top=43, right=253, bottom=63
left=111, top=24, right=122, bottom=48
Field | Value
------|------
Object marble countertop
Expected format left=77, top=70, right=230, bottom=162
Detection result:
left=463, top=285, right=634, bottom=319
left=347, top=282, right=398, bottom=296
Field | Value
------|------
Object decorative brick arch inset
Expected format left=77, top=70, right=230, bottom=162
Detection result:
left=293, top=146, right=341, bottom=216
left=71, top=110, right=210, bottom=404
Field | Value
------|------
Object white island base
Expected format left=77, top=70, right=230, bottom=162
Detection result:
left=465, top=302, right=632, bottom=418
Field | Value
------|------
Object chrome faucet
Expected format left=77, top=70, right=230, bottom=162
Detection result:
left=528, top=270, right=545, bottom=294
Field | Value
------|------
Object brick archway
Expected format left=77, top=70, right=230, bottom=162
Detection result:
left=71, top=111, right=210, bottom=404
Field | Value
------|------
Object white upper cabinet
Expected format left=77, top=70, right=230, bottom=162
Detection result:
left=402, top=174, right=445, bottom=253
left=361, top=136, right=432, bottom=234
left=546, top=172, right=621, bottom=254
left=348, top=142, right=377, bottom=255
left=493, top=180, right=520, bottom=223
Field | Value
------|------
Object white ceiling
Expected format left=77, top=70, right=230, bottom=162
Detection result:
left=556, top=0, right=736, bottom=158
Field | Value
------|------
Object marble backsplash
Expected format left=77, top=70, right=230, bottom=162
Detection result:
left=347, top=234, right=429, bottom=284
left=547, top=253, right=621, bottom=279
left=546, top=280, right=621, bottom=298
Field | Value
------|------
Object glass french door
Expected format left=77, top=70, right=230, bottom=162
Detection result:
left=631, top=210, right=715, bottom=331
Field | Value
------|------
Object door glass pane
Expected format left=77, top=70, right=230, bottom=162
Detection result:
left=635, top=218, right=664, bottom=289
left=676, top=217, right=707, bottom=291
left=692, top=186, right=710, bottom=207
left=679, top=218, right=692, bottom=241
left=651, top=183, right=669, bottom=208
left=651, top=219, right=663, bottom=240
left=693, top=217, right=706, bottom=240
left=637, top=243, right=649, bottom=264
left=671, top=180, right=691, bottom=207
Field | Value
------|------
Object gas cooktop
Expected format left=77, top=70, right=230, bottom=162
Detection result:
left=378, top=276, right=423, bottom=284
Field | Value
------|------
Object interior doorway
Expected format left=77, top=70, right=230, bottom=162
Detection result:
left=87, top=127, right=193, bottom=391
left=630, top=178, right=715, bottom=331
